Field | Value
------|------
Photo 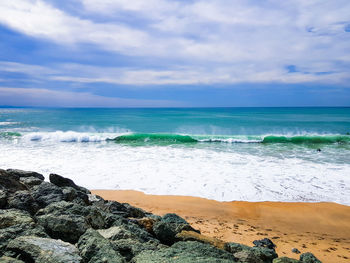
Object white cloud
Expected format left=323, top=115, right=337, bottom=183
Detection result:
left=0, top=0, right=349, bottom=85
left=0, top=87, right=181, bottom=107
left=1, top=61, right=348, bottom=86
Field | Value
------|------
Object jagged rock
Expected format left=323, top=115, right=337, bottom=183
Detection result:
left=98, top=224, right=157, bottom=244
left=62, top=186, right=89, bottom=205
left=6, top=169, right=45, bottom=180
left=153, top=213, right=199, bottom=245
left=253, top=238, right=277, bottom=250
left=292, top=248, right=301, bottom=254
left=36, top=201, right=89, bottom=243
left=176, top=230, right=226, bottom=250
left=225, top=242, right=251, bottom=253
left=273, top=257, right=300, bottom=263
left=234, top=246, right=278, bottom=263
left=132, top=217, right=156, bottom=234
left=300, top=252, right=321, bottom=263
left=98, top=226, right=139, bottom=241
left=49, top=173, right=90, bottom=194
left=132, top=241, right=236, bottom=263
left=94, top=200, right=130, bottom=217
left=87, top=194, right=104, bottom=204
left=0, top=209, right=34, bottom=229
left=62, top=186, right=76, bottom=201
left=7, top=236, right=81, bottom=263
left=77, top=229, right=125, bottom=263
left=111, top=238, right=162, bottom=262
left=122, top=203, right=147, bottom=218
left=0, top=224, right=48, bottom=256
left=0, top=256, right=24, bottom=262
left=0, top=190, right=7, bottom=208
left=19, top=176, right=43, bottom=188
left=31, top=182, right=64, bottom=207
left=94, top=200, right=151, bottom=219
left=7, top=190, right=39, bottom=215
left=0, top=169, right=27, bottom=192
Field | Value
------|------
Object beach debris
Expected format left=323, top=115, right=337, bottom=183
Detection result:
left=0, top=168, right=323, bottom=262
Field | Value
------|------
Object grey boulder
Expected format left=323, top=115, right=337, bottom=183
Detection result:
left=77, top=229, right=125, bottom=263
left=153, top=213, right=199, bottom=245
left=132, top=241, right=236, bottom=263
left=7, top=236, right=81, bottom=263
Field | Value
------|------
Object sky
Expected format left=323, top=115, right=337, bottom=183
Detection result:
left=0, top=0, right=349, bottom=107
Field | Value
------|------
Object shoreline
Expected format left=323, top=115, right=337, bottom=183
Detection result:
left=92, top=190, right=350, bottom=263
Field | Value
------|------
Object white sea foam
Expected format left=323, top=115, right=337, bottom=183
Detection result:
left=21, top=131, right=125, bottom=142
left=0, top=121, right=19, bottom=126
left=0, top=140, right=349, bottom=205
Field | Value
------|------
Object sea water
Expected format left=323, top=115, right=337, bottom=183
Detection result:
left=0, top=107, right=349, bottom=204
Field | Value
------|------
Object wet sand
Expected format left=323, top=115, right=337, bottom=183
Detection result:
left=92, top=190, right=350, bottom=263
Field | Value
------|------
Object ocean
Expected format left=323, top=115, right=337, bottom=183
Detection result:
left=0, top=107, right=349, bottom=205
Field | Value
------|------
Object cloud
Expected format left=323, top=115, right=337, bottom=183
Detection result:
left=0, top=87, right=181, bottom=107
left=0, top=61, right=349, bottom=86
left=0, top=0, right=349, bottom=86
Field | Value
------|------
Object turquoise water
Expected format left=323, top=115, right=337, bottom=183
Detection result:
left=1, top=107, right=350, bottom=135
left=0, top=107, right=349, bottom=204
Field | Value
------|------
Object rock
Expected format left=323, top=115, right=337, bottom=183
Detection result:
left=36, top=201, right=88, bottom=243
left=19, top=176, right=43, bottom=188
left=86, top=205, right=126, bottom=229
left=0, top=223, right=48, bottom=255
left=6, top=169, right=45, bottom=180
left=0, top=169, right=27, bottom=192
left=153, top=213, right=199, bottom=245
left=225, top=242, right=251, bottom=254
left=95, top=200, right=130, bottom=217
left=98, top=224, right=157, bottom=244
left=300, top=252, right=322, bottom=263
left=132, top=241, right=236, bottom=263
left=292, top=248, right=301, bottom=254
left=233, top=247, right=278, bottom=263
left=77, top=229, right=125, bottom=263
left=132, top=217, right=156, bottom=234
left=0, top=209, right=34, bottom=229
left=0, top=189, right=7, bottom=208
left=49, top=173, right=90, bottom=194
left=122, top=203, right=147, bottom=218
left=62, top=186, right=77, bottom=201
left=31, top=182, right=64, bottom=207
left=111, top=238, right=162, bottom=262
left=176, top=230, right=226, bottom=250
left=62, top=186, right=89, bottom=205
left=273, top=257, right=300, bottom=263
left=98, top=226, right=138, bottom=241
left=87, top=194, right=104, bottom=204
left=253, top=238, right=277, bottom=250
left=7, top=190, right=39, bottom=214
left=0, top=256, right=24, bottom=262
left=7, top=236, right=81, bottom=263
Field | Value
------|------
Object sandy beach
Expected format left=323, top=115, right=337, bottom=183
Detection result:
left=92, top=190, right=350, bottom=263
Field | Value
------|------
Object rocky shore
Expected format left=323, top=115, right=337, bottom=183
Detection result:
left=0, top=168, right=322, bottom=263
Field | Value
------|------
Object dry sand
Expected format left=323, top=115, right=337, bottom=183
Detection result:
left=92, top=190, right=350, bottom=263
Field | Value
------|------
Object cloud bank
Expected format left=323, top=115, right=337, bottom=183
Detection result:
left=0, top=0, right=349, bottom=106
